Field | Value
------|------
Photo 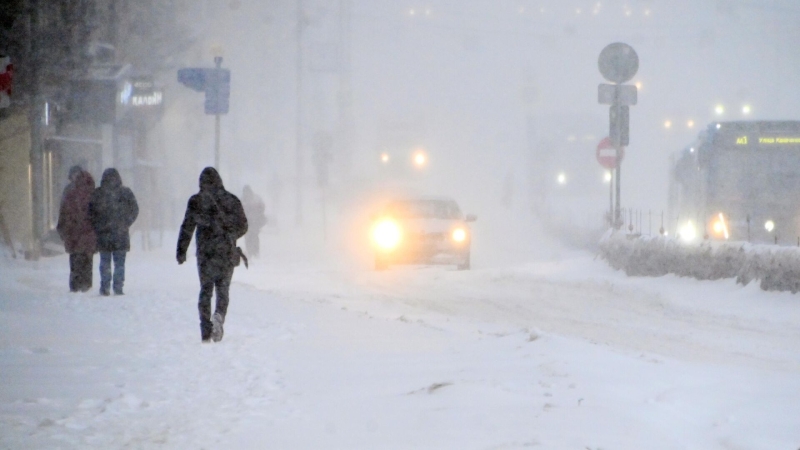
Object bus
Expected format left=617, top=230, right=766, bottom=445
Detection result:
left=668, top=121, right=800, bottom=244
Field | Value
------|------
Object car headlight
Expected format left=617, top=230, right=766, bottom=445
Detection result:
left=452, top=228, right=467, bottom=242
left=711, top=213, right=729, bottom=239
left=372, top=219, right=402, bottom=250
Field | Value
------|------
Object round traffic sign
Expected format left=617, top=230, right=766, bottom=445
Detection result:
left=598, top=42, right=639, bottom=84
left=596, top=136, right=624, bottom=169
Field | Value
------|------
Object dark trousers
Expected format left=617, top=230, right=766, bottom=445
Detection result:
left=99, top=251, right=127, bottom=294
left=69, top=253, right=93, bottom=292
left=197, top=259, right=234, bottom=339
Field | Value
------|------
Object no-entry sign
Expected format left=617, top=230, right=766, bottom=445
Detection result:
left=597, top=136, right=624, bottom=169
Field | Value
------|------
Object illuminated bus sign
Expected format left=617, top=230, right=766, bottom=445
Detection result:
left=759, top=137, right=800, bottom=144
left=734, top=136, right=800, bottom=145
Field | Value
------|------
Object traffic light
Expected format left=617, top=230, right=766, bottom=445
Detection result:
left=609, top=104, right=629, bottom=147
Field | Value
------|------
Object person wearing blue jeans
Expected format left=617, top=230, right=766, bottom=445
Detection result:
left=99, top=251, right=127, bottom=295
left=89, top=168, right=138, bottom=296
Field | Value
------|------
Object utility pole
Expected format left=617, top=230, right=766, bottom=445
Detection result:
left=295, top=0, right=305, bottom=226
left=337, top=0, right=354, bottom=179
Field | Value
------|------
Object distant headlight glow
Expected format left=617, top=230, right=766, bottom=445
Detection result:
left=372, top=219, right=402, bottom=250
left=765, top=220, right=775, bottom=233
left=452, top=228, right=467, bottom=242
left=711, top=213, right=729, bottom=239
left=679, top=221, right=697, bottom=242
left=413, top=151, right=427, bottom=167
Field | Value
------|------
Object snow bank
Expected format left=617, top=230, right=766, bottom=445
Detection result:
left=598, top=231, right=800, bottom=293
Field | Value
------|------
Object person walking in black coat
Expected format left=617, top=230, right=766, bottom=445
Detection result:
left=89, top=168, right=139, bottom=296
left=177, top=167, right=248, bottom=343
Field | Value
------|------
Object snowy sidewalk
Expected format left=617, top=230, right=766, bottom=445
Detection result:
left=2, top=247, right=800, bottom=449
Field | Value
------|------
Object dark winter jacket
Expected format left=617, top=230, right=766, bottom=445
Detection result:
left=177, top=167, right=248, bottom=266
left=89, top=168, right=139, bottom=252
left=57, top=170, right=97, bottom=254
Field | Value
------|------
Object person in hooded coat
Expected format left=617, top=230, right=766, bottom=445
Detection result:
left=57, top=166, right=97, bottom=292
left=177, top=167, right=248, bottom=343
left=89, top=168, right=139, bottom=296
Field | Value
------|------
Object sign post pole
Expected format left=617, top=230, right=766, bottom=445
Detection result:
left=597, top=42, right=638, bottom=229
left=609, top=169, right=614, bottom=226
left=614, top=103, right=622, bottom=228
left=214, top=56, right=222, bottom=169
left=596, top=136, right=624, bottom=225
left=178, top=59, right=231, bottom=170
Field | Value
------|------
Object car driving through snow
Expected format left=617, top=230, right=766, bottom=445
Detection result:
left=370, top=196, right=476, bottom=270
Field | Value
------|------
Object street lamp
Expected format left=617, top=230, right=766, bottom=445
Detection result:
left=413, top=150, right=427, bottom=168
left=742, top=104, right=752, bottom=115
left=210, top=44, right=224, bottom=62
left=714, top=104, right=725, bottom=116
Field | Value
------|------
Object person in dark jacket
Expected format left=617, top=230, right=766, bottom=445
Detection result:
left=89, top=168, right=139, bottom=296
left=57, top=166, right=97, bottom=292
left=241, top=185, right=267, bottom=258
left=177, top=167, right=248, bottom=343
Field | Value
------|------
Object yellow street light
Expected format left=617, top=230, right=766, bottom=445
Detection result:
left=742, top=104, right=752, bottom=115
left=714, top=104, right=725, bottom=115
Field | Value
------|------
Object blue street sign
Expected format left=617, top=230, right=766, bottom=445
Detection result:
left=177, top=67, right=230, bottom=115
left=204, top=68, right=230, bottom=115
left=177, top=68, right=206, bottom=92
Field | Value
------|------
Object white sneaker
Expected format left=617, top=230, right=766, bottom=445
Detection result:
left=211, top=313, right=224, bottom=342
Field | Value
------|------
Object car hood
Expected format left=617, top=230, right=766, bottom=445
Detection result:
left=398, top=218, right=466, bottom=234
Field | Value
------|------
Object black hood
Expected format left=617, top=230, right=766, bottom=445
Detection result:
left=100, top=168, right=122, bottom=189
left=199, top=167, right=224, bottom=191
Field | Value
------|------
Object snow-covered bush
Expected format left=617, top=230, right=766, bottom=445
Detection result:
left=598, top=231, right=800, bottom=293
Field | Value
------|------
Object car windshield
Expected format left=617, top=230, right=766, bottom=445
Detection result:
left=388, top=200, right=463, bottom=219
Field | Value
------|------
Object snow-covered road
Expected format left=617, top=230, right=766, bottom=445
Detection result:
left=2, top=229, right=800, bottom=449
